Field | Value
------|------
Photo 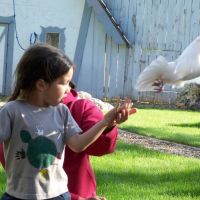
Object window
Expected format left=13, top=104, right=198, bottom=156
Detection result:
left=46, top=33, right=60, bottom=48
left=40, top=26, right=65, bottom=50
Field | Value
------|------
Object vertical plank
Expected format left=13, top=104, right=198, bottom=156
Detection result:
left=104, top=34, right=112, bottom=98
left=165, top=0, right=175, bottom=51
left=140, top=0, right=152, bottom=49
left=149, top=0, right=159, bottom=50
left=189, top=0, right=200, bottom=42
left=116, top=45, right=126, bottom=97
left=77, top=10, right=96, bottom=94
left=91, top=13, right=107, bottom=98
left=174, top=0, right=185, bottom=51
left=119, top=0, right=129, bottom=34
left=182, top=0, right=193, bottom=48
left=132, top=47, right=142, bottom=99
left=157, top=0, right=169, bottom=51
left=127, top=0, right=137, bottom=44
left=107, top=38, right=119, bottom=98
left=135, top=0, right=145, bottom=48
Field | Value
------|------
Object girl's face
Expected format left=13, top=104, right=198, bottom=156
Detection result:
left=44, top=67, right=73, bottom=106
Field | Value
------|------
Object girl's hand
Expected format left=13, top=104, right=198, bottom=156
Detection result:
left=103, top=101, right=137, bottom=127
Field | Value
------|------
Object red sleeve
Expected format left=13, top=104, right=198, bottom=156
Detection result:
left=0, top=143, right=5, bottom=168
left=69, top=99, right=118, bottom=156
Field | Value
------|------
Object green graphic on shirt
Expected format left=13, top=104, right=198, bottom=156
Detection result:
left=20, top=130, right=57, bottom=169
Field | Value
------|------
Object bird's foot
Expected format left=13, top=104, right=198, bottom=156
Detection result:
left=152, top=79, right=164, bottom=92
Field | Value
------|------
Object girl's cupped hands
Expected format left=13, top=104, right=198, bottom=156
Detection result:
left=103, top=100, right=137, bottom=127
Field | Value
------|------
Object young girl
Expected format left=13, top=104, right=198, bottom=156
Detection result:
left=0, top=44, right=136, bottom=200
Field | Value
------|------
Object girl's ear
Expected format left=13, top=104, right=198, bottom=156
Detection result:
left=35, top=79, right=48, bottom=92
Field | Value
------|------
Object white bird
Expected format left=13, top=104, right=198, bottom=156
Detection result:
left=135, top=36, right=200, bottom=92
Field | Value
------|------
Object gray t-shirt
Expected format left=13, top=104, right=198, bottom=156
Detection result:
left=0, top=100, right=82, bottom=199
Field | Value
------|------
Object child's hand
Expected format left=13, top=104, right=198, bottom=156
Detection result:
left=103, top=101, right=137, bottom=127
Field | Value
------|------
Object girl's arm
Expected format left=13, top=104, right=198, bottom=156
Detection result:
left=69, top=99, right=118, bottom=156
left=67, top=119, right=108, bottom=152
left=66, top=102, right=136, bottom=152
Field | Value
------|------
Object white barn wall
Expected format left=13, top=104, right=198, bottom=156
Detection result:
left=0, top=0, right=85, bottom=58
left=0, top=0, right=85, bottom=94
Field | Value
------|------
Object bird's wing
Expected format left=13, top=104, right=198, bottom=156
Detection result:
left=136, top=36, right=200, bottom=92
left=135, top=56, right=177, bottom=91
left=175, top=36, right=200, bottom=81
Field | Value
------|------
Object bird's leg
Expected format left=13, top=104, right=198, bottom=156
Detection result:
left=152, top=79, right=164, bottom=92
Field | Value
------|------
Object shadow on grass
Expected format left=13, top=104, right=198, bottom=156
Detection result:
left=169, top=122, right=200, bottom=128
left=95, top=167, right=200, bottom=198
left=94, top=143, right=200, bottom=198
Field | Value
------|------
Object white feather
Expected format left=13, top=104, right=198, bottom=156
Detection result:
left=175, top=36, right=200, bottom=80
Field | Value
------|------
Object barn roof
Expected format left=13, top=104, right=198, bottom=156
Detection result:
left=87, top=0, right=131, bottom=47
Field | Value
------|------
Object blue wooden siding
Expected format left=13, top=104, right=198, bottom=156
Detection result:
left=77, top=0, right=200, bottom=103
left=76, top=7, right=128, bottom=99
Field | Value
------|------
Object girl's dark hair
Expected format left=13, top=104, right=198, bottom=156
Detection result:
left=9, top=43, right=75, bottom=101
left=69, top=81, right=76, bottom=89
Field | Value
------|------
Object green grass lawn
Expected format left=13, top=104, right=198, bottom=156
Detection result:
left=0, top=107, right=200, bottom=199
left=119, top=107, right=200, bottom=147
left=1, top=141, right=200, bottom=199
left=91, top=141, right=200, bottom=200
left=0, top=165, right=6, bottom=196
